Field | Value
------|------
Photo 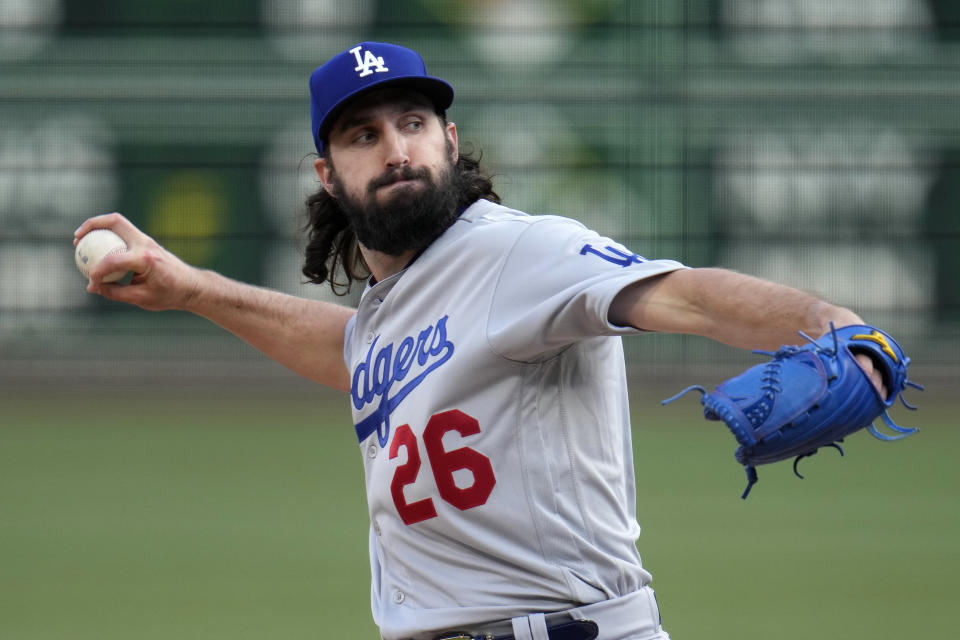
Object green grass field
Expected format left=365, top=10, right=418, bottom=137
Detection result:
left=1, top=383, right=955, bottom=639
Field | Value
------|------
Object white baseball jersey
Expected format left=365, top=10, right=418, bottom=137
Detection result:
left=343, top=199, right=687, bottom=640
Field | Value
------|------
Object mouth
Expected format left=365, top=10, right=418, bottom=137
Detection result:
left=371, top=168, right=430, bottom=193
left=381, top=176, right=421, bottom=187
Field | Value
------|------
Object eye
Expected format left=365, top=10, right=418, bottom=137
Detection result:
left=402, top=118, right=424, bottom=132
left=352, top=130, right=376, bottom=145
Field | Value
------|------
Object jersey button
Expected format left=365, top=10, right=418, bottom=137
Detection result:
left=365, top=332, right=375, bottom=344
left=366, top=442, right=378, bottom=458
left=373, top=521, right=382, bottom=536
left=392, top=590, right=405, bottom=604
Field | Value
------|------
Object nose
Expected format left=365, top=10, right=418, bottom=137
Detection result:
left=382, top=127, right=409, bottom=168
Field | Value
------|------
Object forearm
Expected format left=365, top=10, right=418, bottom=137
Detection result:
left=77, top=213, right=356, bottom=392
left=611, top=268, right=863, bottom=350
left=186, top=270, right=355, bottom=391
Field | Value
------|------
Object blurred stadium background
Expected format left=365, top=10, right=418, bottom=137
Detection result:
left=1, top=0, right=958, bottom=383
left=1, top=1, right=957, bottom=639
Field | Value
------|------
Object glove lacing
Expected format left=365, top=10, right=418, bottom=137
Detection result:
left=662, top=324, right=924, bottom=499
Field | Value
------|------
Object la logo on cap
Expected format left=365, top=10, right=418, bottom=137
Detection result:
left=350, top=45, right=389, bottom=78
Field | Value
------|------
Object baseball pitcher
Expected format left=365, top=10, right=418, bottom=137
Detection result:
left=75, top=41, right=918, bottom=640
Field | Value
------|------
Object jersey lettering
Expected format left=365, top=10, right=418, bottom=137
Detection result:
left=389, top=410, right=496, bottom=525
left=352, top=315, right=455, bottom=447
left=580, top=243, right=645, bottom=267
left=349, top=45, right=389, bottom=78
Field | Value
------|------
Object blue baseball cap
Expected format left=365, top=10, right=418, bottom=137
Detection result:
left=309, top=42, right=454, bottom=155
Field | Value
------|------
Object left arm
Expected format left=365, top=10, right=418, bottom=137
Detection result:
left=609, top=267, right=885, bottom=391
left=608, top=267, right=860, bottom=348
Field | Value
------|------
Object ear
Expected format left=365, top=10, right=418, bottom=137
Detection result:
left=313, top=157, right=337, bottom=198
left=445, top=121, right=459, bottom=164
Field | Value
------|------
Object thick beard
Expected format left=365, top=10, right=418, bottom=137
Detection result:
left=329, top=161, right=461, bottom=257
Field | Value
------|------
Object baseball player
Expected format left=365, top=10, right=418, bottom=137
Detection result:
left=75, top=42, right=886, bottom=640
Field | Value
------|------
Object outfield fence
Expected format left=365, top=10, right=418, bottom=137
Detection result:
left=1, top=1, right=957, bottom=386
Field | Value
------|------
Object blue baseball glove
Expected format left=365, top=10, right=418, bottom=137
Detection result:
left=663, top=324, right=922, bottom=498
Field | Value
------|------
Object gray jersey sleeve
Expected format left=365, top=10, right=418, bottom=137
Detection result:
left=487, top=215, right=686, bottom=361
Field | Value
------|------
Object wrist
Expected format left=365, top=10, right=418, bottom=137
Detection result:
left=178, top=267, right=216, bottom=313
left=807, top=300, right=864, bottom=338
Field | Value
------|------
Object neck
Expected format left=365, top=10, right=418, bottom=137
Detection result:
left=360, top=246, right=417, bottom=283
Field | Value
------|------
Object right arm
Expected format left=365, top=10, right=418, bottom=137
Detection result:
left=75, top=213, right=355, bottom=392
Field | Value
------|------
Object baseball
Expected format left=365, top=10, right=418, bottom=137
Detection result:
left=75, top=229, right=129, bottom=283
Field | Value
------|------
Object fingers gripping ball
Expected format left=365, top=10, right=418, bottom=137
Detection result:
left=663, top=325, right=923, bottom=498
left=75, top=229, right=129, bottom=283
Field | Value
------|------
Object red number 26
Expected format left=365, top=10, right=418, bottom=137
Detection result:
left=388, top=409, right=496, bottom=525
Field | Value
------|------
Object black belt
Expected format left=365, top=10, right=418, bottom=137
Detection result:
left=435, top=619, right=598, bottom=640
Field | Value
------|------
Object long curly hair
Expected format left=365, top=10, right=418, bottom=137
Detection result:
left=301, top=148, right=500, bottom=295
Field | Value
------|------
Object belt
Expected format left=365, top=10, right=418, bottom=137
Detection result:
left=435, top=619, right=598, bottom=640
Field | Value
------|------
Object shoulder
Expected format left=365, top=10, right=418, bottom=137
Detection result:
left=459, top=199, right=584, bottom=228
left=453, top=199, right=590, bottom=249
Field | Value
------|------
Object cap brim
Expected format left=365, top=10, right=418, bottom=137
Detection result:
left=317, top=76, right=454, bottom=145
